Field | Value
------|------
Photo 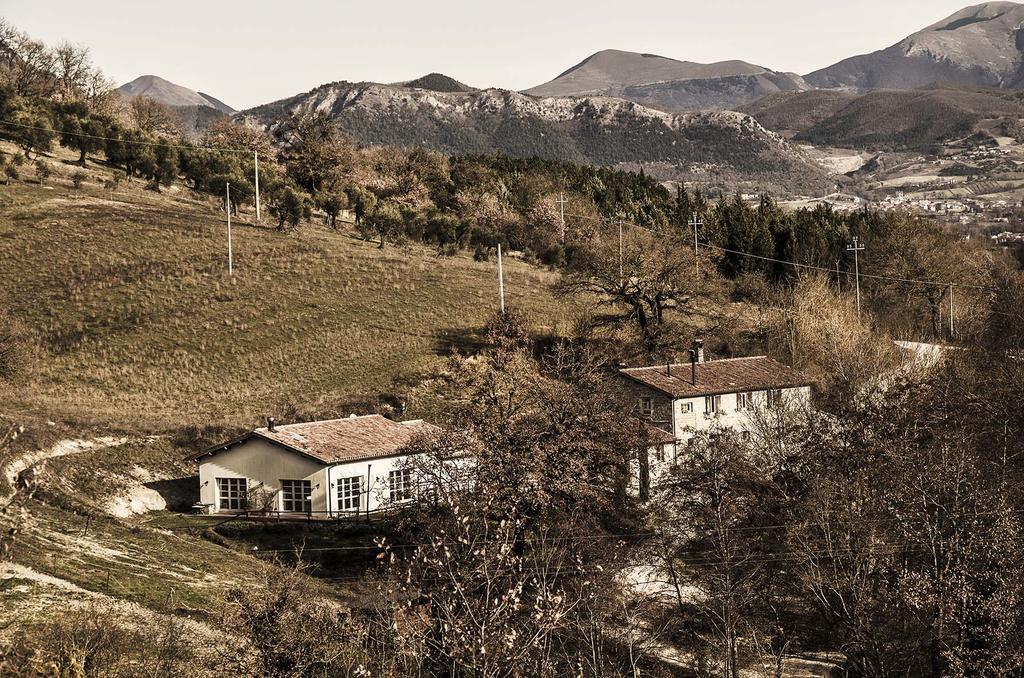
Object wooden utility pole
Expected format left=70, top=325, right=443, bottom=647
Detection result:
left=689, top=215, right=704, bottom=276
left=226, top=182, right=233, bottom=276
left=254, top=151, right=261, bottom=224
left=556, top=193, right=568, bottom=243
left=497, top=243, right=505, bottom=312
left=847, top=236, right=865, bottom=313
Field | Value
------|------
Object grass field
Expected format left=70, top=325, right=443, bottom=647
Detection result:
left=0, top=145, right=578, bottom=432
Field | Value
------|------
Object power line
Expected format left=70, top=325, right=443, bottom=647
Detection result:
left=0, top=118, right=254, bottom=156
left=567, top=212, right=1006, bottom=293
left=158, top=504, right=1024, bottom=554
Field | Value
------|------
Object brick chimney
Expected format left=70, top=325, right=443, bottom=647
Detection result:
left=267, top=417, right=276, bottom=432
left=693, top=338, right=705, bottom=363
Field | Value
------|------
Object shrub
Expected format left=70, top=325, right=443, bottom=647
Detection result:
left=71, top=170, right=87, bottom=189
left=33, top=160, right=51, bottom=185
left=3, top=164, right=17, bottom=182
left=103, top=171, right=122, bottom=191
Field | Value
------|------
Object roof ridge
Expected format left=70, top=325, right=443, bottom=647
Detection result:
left=621, top=355, right=770, bottom=371
left=261, top=414, right=387, bottom=431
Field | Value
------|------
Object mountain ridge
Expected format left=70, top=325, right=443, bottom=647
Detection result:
left=240, top=78, right=830, bottom=193
left=117, top=75, right=236, bottom=114
left=524, top=49, right=810, bottom=112
left=806, top=2, right=1024, bottom=90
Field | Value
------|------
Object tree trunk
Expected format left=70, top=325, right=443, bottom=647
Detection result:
left=78, top=148, right=87, bottom=166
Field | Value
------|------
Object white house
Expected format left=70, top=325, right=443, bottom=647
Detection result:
left=619, top=342, right=812, bottom=496
left=189, top=414, right=438, bottom=518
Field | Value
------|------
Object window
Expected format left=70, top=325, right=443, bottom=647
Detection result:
left=337, top=476, right=362, bottom=512
left=737, top=392, right=754, bottom=411
left=653, top=446, right=666, bottom=463
left=639, top=397, right=654, bottom=418
left=767, top=389, right=784, bottom=409
left=389, top=469, right=413, bottom=503
left=679, top=402, right=693, bottom=414
left=705, top=395, right=721, bottom=415
left=217, top=477, right=247, bottom=511
left=281, top=479, right=312, bottom=513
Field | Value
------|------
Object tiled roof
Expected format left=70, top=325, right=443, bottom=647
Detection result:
left=195, top=415, right=439, bottom=465
left=645, top=423, right=677, bottom=445
left=620, top=356, right=811, bottom=399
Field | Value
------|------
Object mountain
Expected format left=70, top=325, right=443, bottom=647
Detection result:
left=806, top=2, right=1024, bottom=90
left=400, top=73, right=475, bottom=92
left=240, top=80, right=830, bottom=193
left=746, top=85, right=1024, bottom=150
left=525, top=49, right=810, bottom=112
left=117, top=75, right=236, bottom=114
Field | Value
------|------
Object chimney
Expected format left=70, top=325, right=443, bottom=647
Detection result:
left=693, top=339, right=705, bottom=363
left=689, top=349, right=698, bottom=386
left=267, top=417, right=276, bottom=432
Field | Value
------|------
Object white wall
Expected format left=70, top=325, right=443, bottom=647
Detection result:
left=671, top=386, right=810, bottom=440
left=325, top=454, right=420, bottom=516
left=197, top=438, right=432, bottom=516
left=628, top=385, right=811, bottom=500
left=198, top=438, right=328, bottom=514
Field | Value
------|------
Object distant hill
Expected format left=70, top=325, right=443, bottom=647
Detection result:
left=117, top=75, right=236, bottom=114
left=806, top=2, right=1024, bottom=91
left=746, top=85, right=1024, bottom=150
left=525, top=49, right=810, bottom=112
left=740, top=91, right=858, bottom=136
left=401, top=73, right=474, bottom=92
left=241, top=79, right=831, bottom=194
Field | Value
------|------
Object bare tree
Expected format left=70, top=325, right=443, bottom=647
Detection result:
left=650, top=430, right=790, bottom=678
left=0, top=20, right=56, bottom=98
left=129, top=96, right=180, bottom=136
left=560, top=227, right=723, bottom=355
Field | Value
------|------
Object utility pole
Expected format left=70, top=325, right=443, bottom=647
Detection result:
left=847, top=236, right=865, bottom=313
left=689, top=215, right=704, bottom=276
left=556, top=193, right=568, bottom=244
left=226, top=182, right=233, bottom=276
left=254, top=150, right=260, bottom=224
left=497, top=243, right=505, bottom=313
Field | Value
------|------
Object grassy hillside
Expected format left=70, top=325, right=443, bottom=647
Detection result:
left=0, top=146, right=577, bottom=432
left=0, top=145, right=577, bottom=641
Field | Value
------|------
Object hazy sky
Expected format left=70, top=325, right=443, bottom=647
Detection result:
left=5, top=0, right=976, bottom=109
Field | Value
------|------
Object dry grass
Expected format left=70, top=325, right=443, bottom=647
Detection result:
left=0, top=145, right=577, bottom=432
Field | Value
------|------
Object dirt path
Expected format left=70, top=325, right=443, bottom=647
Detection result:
left=0, top=436, right=131, bottom=509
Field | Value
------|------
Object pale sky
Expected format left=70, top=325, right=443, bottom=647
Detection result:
left=3, top=0, right=976, bottom=110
